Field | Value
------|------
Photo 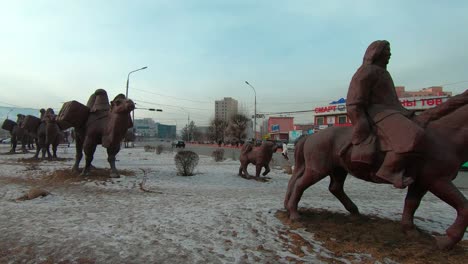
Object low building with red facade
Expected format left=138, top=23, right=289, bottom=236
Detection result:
left=313, top=95, right=450, bottom=130
left=267, top=117, right=294, bottom=141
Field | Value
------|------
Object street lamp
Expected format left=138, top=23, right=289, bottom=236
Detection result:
left=245, top=81, right=257, bottom=140
left=125, top=66, right=147, bottom=142
left=125, top=66, right=148, bottom=99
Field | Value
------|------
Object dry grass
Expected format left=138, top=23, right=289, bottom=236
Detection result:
left=276, top=209, right=468, bottom=264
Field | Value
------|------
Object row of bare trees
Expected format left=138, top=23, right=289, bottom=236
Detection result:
left=180, top=114, right=250, bottom=144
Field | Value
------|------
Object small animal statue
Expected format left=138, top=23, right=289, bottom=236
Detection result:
left=238, top=141, right=278, bottom=177
left=22, top=108, right=61, bottom=159
left=1, top=114, right=28, bottom=153
left=43, top=109, right=62, bottom=158
left=284, top=91, right=468, bottom=250
left=59, top=89, right=135, bottom=177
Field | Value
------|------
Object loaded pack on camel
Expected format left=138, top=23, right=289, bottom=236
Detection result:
left=57, top=89, right=135, bottom=177
left=1, top=114, right=28, bottom=153
left=285, top=40, right=468, bottom=250
left=239, top=141, right=278, bottom=178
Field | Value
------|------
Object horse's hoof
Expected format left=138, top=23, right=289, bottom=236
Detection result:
left=289, top=212, right=300, bottom=221
left=435, top=235, right=454, bottom=250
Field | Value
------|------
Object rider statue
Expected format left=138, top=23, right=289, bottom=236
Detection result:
left=346, top=40, right=424, bottom=189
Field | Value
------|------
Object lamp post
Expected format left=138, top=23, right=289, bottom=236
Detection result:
left=125, top=66, right=147, bottom=140
left=125, top=66, right=148, bottom=99
left=245, top=81, right=257, bottom=140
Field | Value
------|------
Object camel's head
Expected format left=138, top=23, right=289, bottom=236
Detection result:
left=16, top=114, right=25, bottom=124
left=110, top=94, right=135, bottom=114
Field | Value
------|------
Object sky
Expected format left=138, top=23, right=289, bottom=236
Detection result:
left=1, top=0, right=467, bottom=128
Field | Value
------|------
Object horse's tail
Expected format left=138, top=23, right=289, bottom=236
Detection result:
left=292, top=135, right=308, bottom=178
left=241, top=143, right=253, bottom=155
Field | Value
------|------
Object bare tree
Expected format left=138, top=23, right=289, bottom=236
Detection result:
left=208, top=118, right=227, bottom=143
left=225, top=114, right=249, bottom=145
left=181, top=121, right=197, bottom=141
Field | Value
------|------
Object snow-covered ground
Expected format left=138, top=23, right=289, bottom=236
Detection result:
left=0, top=144, right=466, bottom=263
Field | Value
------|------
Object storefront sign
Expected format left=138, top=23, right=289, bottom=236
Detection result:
left=271, top=124, right=280, bottom=132
left=314, top=96, right=448, bottom=114
left=400, top=98, right=446, bottom=109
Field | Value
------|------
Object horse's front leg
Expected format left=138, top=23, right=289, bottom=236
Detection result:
left=242, top=162, right=251, bottom=177
left=255, top=164, right=263, bottom=177
left=107, top=144, right=121, bottom=178
left=262, top=163, right=270, bottom=176
left=284, top=164, right=305, bottom=210
left=287, top=167, right=326, bottom=221
left=401, top=182, right=427, bottom=231
left=329, top=168, right=359, bottom=215
left=238, top=164, right=244, bottom=176
left=429, top=179, right=468, bottom=249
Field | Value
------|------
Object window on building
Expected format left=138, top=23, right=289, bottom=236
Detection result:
left=316, top=117, right=324, bottom=125
left=338, top=115, right=347, bottom=124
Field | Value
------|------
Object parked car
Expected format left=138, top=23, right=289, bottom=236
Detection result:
left=1, top=137, right=11, bottom=144
left=172, top=140, right=186, bottom=148
left=286, top=142, right=295, bottom=151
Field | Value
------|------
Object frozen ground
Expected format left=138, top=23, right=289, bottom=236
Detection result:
left=0, top=144, right=466, bottom=263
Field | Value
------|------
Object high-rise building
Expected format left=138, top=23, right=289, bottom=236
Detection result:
left=215, top=97, right=238, bottom=121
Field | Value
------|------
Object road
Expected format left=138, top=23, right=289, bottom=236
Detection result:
left=134, top=141, right=468, bottom=189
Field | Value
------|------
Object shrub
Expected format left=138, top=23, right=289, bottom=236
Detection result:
left=144, top=145, right=156, bottom=152
left=211, top=148, right=224, bottom=162
left=156, top=144, right=164, bottom=154
left=174, top=151, right=199, bottom=176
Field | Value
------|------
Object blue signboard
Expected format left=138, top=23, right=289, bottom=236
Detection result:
left=271, top=124, right=280, bottom=132
left=289, top=130, right=302, bottom=141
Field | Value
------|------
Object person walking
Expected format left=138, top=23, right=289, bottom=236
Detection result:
left=282, top=142, right=289, bottom=160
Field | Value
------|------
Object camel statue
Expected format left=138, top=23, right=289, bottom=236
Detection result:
left=57, top=89, right=135, bottom=177
left=21, top=109, right=62, bottom=159
left=284, top=90, right=468, bottom=250
left=238, top=141, right=278, bottom=178
left=1, top=114, right=28, bottom=153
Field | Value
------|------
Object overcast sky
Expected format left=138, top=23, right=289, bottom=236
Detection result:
left=1, top=0, right=467, bottom=127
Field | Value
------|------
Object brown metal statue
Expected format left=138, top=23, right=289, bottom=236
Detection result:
left=1, top=114, right=29, bottom=153
left=58, top=89, right=135, bottom=177
left=239, top=141, right=278, bottom=178
left=284, top=40, right=468, bottom=249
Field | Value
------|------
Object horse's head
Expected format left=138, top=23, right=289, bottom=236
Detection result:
left=110, top=94, right=135, bottom=114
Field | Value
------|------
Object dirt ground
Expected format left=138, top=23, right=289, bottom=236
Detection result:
left=276, top=209, right=468, bottom=264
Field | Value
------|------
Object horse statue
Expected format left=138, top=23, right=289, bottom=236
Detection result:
left=284, top=90, right=468, bottom=250
left=1, top=114, right=28, bottom=153
left=57, top=89, right=135, bottom=177
left=238, top=141, right=278, bottom=178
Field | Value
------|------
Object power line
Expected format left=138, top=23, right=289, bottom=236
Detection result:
left=133, top=99, right=211, bottom=111
left=132, top=88, right=211, bottom=104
